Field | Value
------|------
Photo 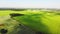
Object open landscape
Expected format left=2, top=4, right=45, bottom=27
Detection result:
left=0, top=9, right=60, bottom=34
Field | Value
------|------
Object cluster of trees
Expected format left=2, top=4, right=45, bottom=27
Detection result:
left=0, top=8, right=60, bottom=11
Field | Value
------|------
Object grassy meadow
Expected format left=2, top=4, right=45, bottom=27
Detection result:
left=0, top=9, right=60, bottom=34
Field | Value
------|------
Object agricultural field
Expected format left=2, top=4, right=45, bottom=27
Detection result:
left=0, top=9, right=60, bottom=34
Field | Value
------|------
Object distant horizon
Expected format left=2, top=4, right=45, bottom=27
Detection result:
left=0, top=8, right=60, bottom=9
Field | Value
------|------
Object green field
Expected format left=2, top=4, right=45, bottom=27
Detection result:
left=0, top=9, right=60, bottom=34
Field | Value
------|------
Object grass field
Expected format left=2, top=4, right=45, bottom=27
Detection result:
left=0, top=9, right=60, bottom=34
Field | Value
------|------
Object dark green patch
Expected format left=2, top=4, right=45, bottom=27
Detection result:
left=14, top=14, right=51, bottom=33
left=56, top=13, right=60, bottom=15
left=10, top=13, right=24, bottom=18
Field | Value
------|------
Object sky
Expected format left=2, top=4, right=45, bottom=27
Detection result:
left=0, top=0, right=60, bottom=9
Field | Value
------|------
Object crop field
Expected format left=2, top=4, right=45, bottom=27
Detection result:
left=0, top=9, right=60, bottom=34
